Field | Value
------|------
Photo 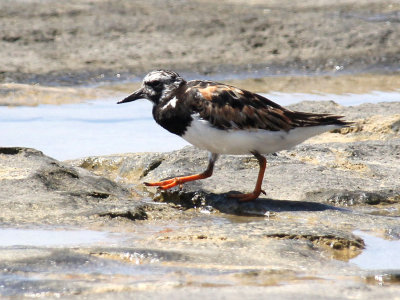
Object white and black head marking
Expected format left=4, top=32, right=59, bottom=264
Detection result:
left=118, top=70, right=185, bottom=105
left=142, top=70, right=185, bottom=103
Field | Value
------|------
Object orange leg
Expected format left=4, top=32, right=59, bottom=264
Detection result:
left=229, top=152, right=267, bottom=202
left=144, top=153, right=219, bottom=190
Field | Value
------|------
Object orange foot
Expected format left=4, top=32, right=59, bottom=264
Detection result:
left=144, top=172, right=212, bottom=190
left=229, top=189, right=266, bottom=202
left=144, top=177, right=182, bottom=190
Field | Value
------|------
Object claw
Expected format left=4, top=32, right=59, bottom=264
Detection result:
left=143, top=169, right=213, bottom=191
left=142, top=155, right=216, bottom=192
left=144, top=178, right=176, bottom=187
left=159, top=179, right=179, bottom=190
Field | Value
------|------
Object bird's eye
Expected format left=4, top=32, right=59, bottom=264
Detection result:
left=149, top=80, right=162, bottom=87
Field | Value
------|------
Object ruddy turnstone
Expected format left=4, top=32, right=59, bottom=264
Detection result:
left=118, top=70, right=351, bottom=201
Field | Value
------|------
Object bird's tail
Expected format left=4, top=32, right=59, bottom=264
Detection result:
left=288, top=111, right=353, bottom=128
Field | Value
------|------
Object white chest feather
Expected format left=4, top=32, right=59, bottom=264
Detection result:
left=161, top=97, right=178, bottom=110
left=182, top=115, right=340, bottom=155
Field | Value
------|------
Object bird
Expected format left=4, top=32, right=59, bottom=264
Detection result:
left=118, top=69, right=351, bottom=202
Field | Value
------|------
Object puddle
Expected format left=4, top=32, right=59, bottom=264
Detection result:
left=1, top=89, right=399, bottom=160
left=0, top=228, right=114, bottom=247
left=350, top=230, right=400, bottom=271
left=0, top=99, right=188, bottom=160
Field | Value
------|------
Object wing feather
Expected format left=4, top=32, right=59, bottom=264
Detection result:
left=183, top=81, right=350, bottom=131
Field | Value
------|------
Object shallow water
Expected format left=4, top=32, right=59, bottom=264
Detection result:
left=1, top=91, right=399, bottom=160
left=1, top=222, right=399, bottom=297
left=0, top=223, right=297, bottom=297
left=1, top=99, right=188, bottom=160
left=350, top=230, right=400, bottom=271
left=0, top=228, right=113, bottom=248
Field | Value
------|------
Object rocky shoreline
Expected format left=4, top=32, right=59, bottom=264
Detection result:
left=1, top=100, right=399, bottom=298
left=1, top=0, right=400, bottom=297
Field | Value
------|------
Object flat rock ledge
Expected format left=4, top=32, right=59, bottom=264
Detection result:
left=1, top=101, right=400, bottom=298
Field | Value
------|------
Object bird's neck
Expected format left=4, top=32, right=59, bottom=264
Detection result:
left=152, top=84, right=193, bottom=137
left=158, top=82, right=186, bottom=105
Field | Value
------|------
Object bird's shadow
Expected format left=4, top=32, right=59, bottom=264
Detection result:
left=154, top=189, right=347, bottom=217
left=214, top=192, right=346, bottom=216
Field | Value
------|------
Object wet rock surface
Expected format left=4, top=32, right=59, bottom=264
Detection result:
left=1, top=101, right=399, bottom=298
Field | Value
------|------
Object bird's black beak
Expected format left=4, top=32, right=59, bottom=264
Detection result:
left=117, top=88, right=145, bottom=104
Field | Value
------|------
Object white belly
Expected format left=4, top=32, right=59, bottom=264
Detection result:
left=182, top=117, right=340, bottom=155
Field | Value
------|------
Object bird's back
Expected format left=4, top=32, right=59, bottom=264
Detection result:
left=183, top=80, right=351, bottom=132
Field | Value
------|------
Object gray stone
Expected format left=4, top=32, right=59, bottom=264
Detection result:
left=0, top=147, right=165, bottom=225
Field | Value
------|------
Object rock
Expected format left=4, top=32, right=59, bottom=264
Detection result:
left=2, top=100, right=400, bottom=298
left=0, top=147, right=174, bottom=225
left=71, top=138, right=400, bottom=214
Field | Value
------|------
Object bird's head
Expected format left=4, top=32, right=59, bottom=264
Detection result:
left=118, top=70, right=185, bottom=105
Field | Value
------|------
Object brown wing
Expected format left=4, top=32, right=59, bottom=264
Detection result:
left=183, top=80, right=350, bottom=131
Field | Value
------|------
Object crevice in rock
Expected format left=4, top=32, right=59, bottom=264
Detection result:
left=153, top=190, right=204, bottom=208
left=87, top=191, right=110, bottom=199
left=98, top=209, right=147, bottom=221
left=0, top=147, right=23, bottom=155
left=140, top=159, right=163, bottom=178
